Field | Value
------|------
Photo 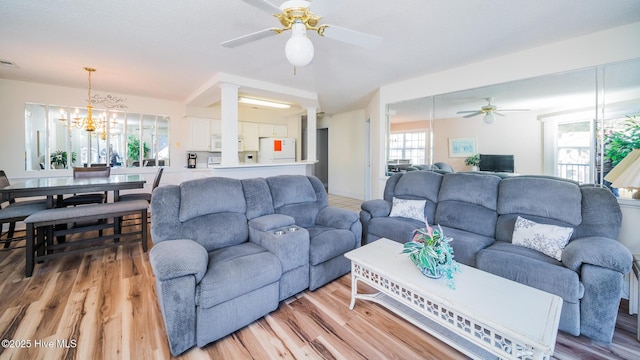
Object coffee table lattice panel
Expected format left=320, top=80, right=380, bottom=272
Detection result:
left=353, top=263, right=541, bottom=360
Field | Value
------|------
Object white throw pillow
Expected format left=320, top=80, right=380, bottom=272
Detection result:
left=389, top=197, right=426, bottom=222
left=512, top=216, right=574, bottom=261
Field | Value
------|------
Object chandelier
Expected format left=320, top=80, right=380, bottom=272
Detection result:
left=73, top=67, right=99, bottom=131
left=58, top=67, right=116, bottom=138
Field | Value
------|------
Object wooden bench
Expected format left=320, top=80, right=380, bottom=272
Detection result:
left=24, top=200, right=149, bottom=277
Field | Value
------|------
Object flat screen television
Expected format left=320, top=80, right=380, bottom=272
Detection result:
left=479, top=154, right=515, bottom=173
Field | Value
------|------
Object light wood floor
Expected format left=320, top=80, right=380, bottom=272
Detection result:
left=0, top=196, right=639, bottom=360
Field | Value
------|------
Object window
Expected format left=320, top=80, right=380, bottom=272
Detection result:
left=555, top=120, right=592, bottom=183
left=24, top=103, right=170, bottom=170
left=389, top=131, right=426, bottom=165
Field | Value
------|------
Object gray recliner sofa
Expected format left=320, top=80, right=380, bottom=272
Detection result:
left=359, top=171, right=632, bottom=343
left=149, top=175, right=361, bottom=355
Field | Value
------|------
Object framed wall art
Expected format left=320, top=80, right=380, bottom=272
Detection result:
left=448, top=137, right=476, bottom=158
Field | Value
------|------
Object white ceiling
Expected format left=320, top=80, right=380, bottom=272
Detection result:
left=1, top=0, right=639, bottom=115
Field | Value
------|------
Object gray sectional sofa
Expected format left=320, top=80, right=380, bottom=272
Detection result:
left=149, top=175, right=361, bottom=355
left=360, top=170, right=632, bottom=343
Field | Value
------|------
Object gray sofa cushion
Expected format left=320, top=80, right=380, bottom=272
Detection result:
left=435, top=173, right=500, bottom=237
left=307, top=226, right=358, bottom=266
left=393, top=170, right=442, bottom=202
left=179, top=177, right=246, bottom=222
left=477, top=241, right=584, bottom=303
left=198, top=243, right=282, bottom=309
left=367, top=216, right=423, bottom=243
left=498, top=177, right=582, bottom=225
left=574, top=186, right=622, bottom=239
left=242, top=178, right=274, bottom=220
left=439, top=226, right=495, bottom=267
left=268, top=175, right=317, bottom=209
left=180, top=213, right=249, bottom=251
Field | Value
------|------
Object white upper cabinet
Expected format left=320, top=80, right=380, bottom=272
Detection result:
left=242, top=122, right=260, bottom=151
left=259, top=123, right=288, bottom=137
left=189, top=117, right=211, bottom=151
left=273, top=124, right=288, bottom=137
left=211, top=119, right=222, bottom=135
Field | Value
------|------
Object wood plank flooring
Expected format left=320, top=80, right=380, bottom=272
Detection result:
left=0, top=197, right=639, bottom=359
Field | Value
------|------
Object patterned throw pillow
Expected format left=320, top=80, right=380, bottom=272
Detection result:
left=512, top=216, right=574, bottom=261
left=389, top=197, right=426, bottom=222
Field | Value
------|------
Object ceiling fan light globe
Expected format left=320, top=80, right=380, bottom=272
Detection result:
left=285, top=35, right=314, bottom=67
left=483, top=113, right=495, bottom=124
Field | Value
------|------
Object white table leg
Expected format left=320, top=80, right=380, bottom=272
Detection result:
left=349, top=274, right=357, bottom=310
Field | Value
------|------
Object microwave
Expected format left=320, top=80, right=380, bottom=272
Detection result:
left=210, top=134, right=222, bottom=152
left=210, top=134, right=244, bottom=152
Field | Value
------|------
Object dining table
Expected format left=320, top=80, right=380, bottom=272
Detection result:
left=0, top=174, right=147, bottom=208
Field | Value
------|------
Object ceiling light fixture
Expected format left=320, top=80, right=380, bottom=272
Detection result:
left=238, top=97, right=291, bottom=109
left=285, top=20, right=314, bottom=67
left=483, top=112, right=495, bottom=125
left=73, top=67, right=98, bottom=132
left=58, top=67, right=116, bottom=136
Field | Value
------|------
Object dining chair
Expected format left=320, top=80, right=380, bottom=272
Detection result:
left=119, top=168, right=164, bottom=203
left=0, top=170, right=48, bottom=249
left=118, top=168, right=163, bottom=228
left=62, top=166, right=111, bottom=207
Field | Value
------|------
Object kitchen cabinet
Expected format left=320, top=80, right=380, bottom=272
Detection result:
left=258, top=123, right=288, bottom=137
left=273, top=124, right=288, bottom=137
left=189, top=117, right=211, bottom=151
left=211, top=119, right=221, bottom=134
left=241, top=122, right=260, bottom=151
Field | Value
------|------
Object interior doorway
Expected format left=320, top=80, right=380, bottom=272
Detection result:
left=315, top=128, right=329, bottom=190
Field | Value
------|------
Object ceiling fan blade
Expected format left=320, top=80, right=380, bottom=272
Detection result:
left=456, top=110, right=479, bottom=114
left=309, top=0, right=344, bottom=16
left=462, top=111, right=482, bottom=118
left=318, top=24, right=383, bottom=49
left=494, top=112, right=506, bottom=117
left=241, top=0, right=281, bottom=14
left=220, top=28, right=282, bottom=48
left=497, top=108, right=530, bottom=112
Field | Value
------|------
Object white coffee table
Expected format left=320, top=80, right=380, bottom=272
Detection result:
left=344, top=238, right=563, bottom=360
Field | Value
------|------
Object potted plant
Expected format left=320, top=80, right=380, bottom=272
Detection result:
left=402, top=218, right=460, bottom=289
left=50, top=150, right=76, bottom=169
left=465, top=153, right=480, bottom=171
left=127, top=135, right=150, bottom=163
left=604, top=115, right=640, bottom=167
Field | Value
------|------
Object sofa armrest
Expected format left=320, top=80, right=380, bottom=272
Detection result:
left=248, top=214, right=295, bottom=231
left=317, top=206, right=358, bottom=229
left=562, top=237, right=632, bottom=274
left=149, top=239, right=209, bottom=283
left=360, top=199, right=391, bottom=218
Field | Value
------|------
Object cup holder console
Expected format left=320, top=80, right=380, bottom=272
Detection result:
left=274, top=226, right=300, bottom=235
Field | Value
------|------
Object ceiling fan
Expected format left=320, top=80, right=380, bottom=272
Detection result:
left=456, top=98, right=529, bottom=124
left=220, top=0, right=383, bottom=67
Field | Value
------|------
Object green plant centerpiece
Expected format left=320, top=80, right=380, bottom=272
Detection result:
left=402, top=218, right=460, bottom=289
left=50, top=150, right=76, bottom=169
left=464, top=153, right=480, bottom=169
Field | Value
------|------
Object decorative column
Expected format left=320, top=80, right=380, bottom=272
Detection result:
left=220, top=83, right=239, bottom=165
left=306, top=107, right=317, bottom=162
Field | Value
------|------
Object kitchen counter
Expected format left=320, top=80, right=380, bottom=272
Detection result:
left=210, top=160, right=316, bottom=169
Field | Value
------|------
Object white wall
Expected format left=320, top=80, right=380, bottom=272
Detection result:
left=0, top=78, right=185, bottom=178
left=434, top=112, right=541, bottom=174
left=370, top=22, right=640, bottom=199
left=320, top=109, right=367, bottom=199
